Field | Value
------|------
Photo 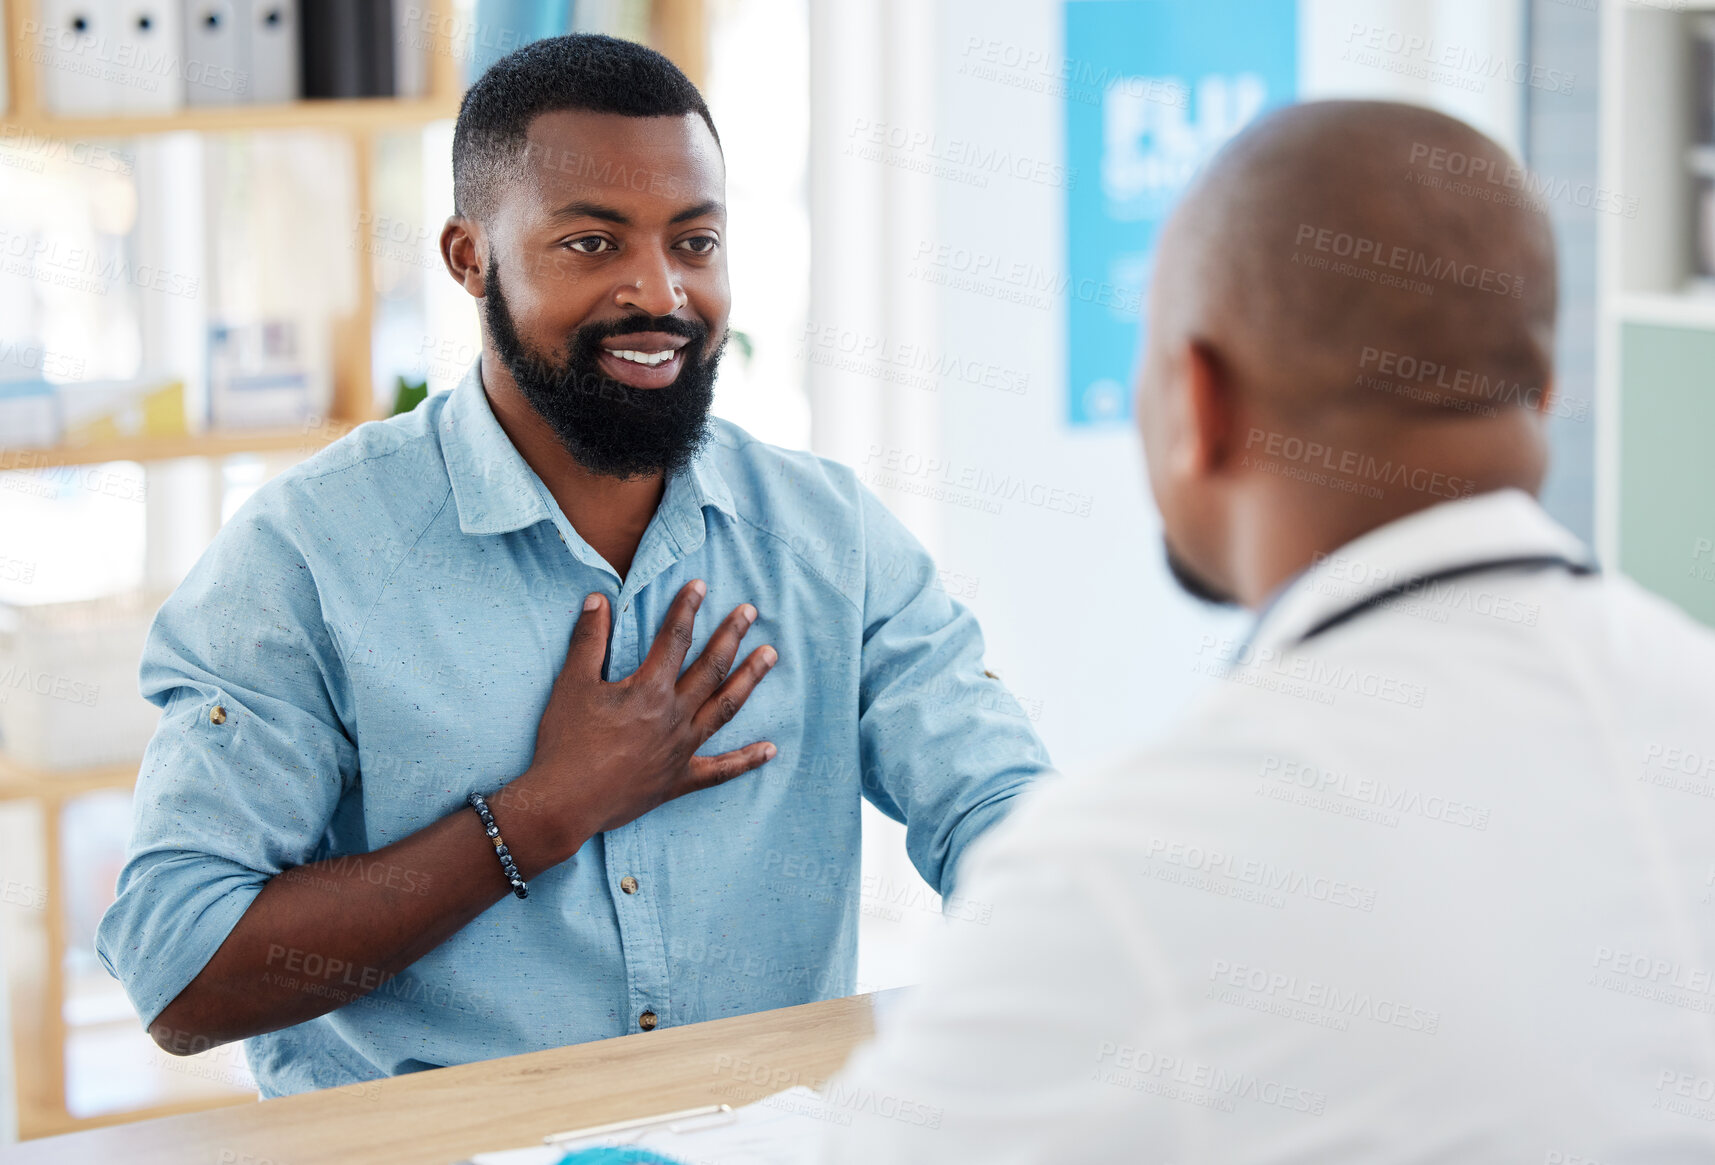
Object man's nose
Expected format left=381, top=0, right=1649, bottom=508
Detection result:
left=613, top=249, right=686, bottom=316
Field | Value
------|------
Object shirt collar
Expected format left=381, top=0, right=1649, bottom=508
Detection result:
left=439, top=360, right=737, bottom=539
left=688, top=439, right=737, bottom=522
left=1246, top=488, right=1593, bottom=652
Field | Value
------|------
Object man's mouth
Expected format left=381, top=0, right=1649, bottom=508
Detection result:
left=596, top=331, right=691, bottom=389
left=609, top=349, right=676, bottom=366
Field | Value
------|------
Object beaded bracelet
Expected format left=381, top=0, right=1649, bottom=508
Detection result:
left=467, top=791, right=528, bottom=899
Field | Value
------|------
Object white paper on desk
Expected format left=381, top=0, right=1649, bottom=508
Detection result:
left=463, top=1086, right=834, bottom=1165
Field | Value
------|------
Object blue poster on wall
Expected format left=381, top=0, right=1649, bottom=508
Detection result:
left=1065, top=0, right=1297, bottom=426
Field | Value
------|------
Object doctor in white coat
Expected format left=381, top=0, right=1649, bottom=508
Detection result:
left=822, top=100, right=1715, bottom=1163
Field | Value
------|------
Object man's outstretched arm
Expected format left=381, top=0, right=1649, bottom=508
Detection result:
left=850, top=485, right=1056, bottom=896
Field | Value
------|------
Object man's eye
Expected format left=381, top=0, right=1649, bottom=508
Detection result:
left=679, top=236, right=718, bottom=255
left=566, top=237, right=613, bottom=254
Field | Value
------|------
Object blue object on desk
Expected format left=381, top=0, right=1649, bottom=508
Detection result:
left=556, top=1149, right=690, bottom=1165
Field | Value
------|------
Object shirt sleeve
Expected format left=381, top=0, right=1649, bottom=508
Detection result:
left=95, top=499, right=358, bottom=1029
left=855, top=485, right=1054, bottom=897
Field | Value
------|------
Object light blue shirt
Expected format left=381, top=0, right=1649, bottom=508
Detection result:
left=96, top=362, right=1052, bottom=1098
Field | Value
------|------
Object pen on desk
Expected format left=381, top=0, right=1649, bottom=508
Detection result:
left=543, top=1103, right=734, bottom=1144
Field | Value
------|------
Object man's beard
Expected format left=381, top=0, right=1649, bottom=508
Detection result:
left=1164, top=537, right=1238, bottom=608
left=483, top=260, right=725, bottom=480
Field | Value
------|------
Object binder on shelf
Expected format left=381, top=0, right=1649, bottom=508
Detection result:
left=357, top=0, right=396, bottom=97
left=238, top=0, right=301, bottom=103
left=1695, top=17, right=1715, bottom=148
left=183, top=0, right=247, bottom=105
left=112, top=0, right=183, bottom=114
left=38, top=0, right=113, bottom=115
left=299, top=0, right=365, bottom=97
left=1693, top=20, right=1715, bottom=291
left=1696, top=174, right=1715, bottom=286
left=207, top=318, right=328, bottom=429
left=394, top=0, right=430, bottom=98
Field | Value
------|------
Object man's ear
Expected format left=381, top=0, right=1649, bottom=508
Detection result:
left=1184, top=338, right=1239, bottom=476
left=441, top=215, right=487, bottom=298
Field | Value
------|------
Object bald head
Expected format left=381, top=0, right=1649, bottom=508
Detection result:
left=1158, top=100, right=1557, bottom=422
left=1137, top=100, right=1562, bottom=609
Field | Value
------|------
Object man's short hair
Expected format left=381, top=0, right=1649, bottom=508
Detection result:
left=452, top=33, right=720, bottom=223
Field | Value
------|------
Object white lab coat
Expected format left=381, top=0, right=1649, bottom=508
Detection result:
left=822, top=489, right=1715, bottom=1164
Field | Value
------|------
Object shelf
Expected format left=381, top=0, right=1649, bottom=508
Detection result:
left=0, top=755, right=140, bottom=802
left=0, top=423, right=360, bottom=470
left=0, top=96, right=462, bottom=141
left=1611, top=292, right=1715, bottom=331
left=21, top=1091, right=252, bottom=1142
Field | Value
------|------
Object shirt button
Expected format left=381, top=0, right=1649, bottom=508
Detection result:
left=638, top=1010, right=658, bottom=1031
left=620, top=875, right=639, bottom=894
left=209, top=705, right=226, bottom=725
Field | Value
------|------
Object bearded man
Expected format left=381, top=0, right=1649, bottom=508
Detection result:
left=99, top=34, right=1051, bottom=1097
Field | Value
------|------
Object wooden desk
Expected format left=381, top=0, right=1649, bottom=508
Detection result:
left=4, top=993, right=880, bottom=1165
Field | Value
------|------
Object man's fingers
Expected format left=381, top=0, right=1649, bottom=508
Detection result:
left=686, top=740, right=778, bottom=791
left=690, top=645, right=778, bottom=741
left=640, top=580, right=706, bottom=682
left=676, top=603, right=757, bottom=703
left=563, top=592, right=611, bottom=680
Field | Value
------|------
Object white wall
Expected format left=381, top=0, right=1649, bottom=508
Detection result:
left=1299, top=0, right=1526, bottom=153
